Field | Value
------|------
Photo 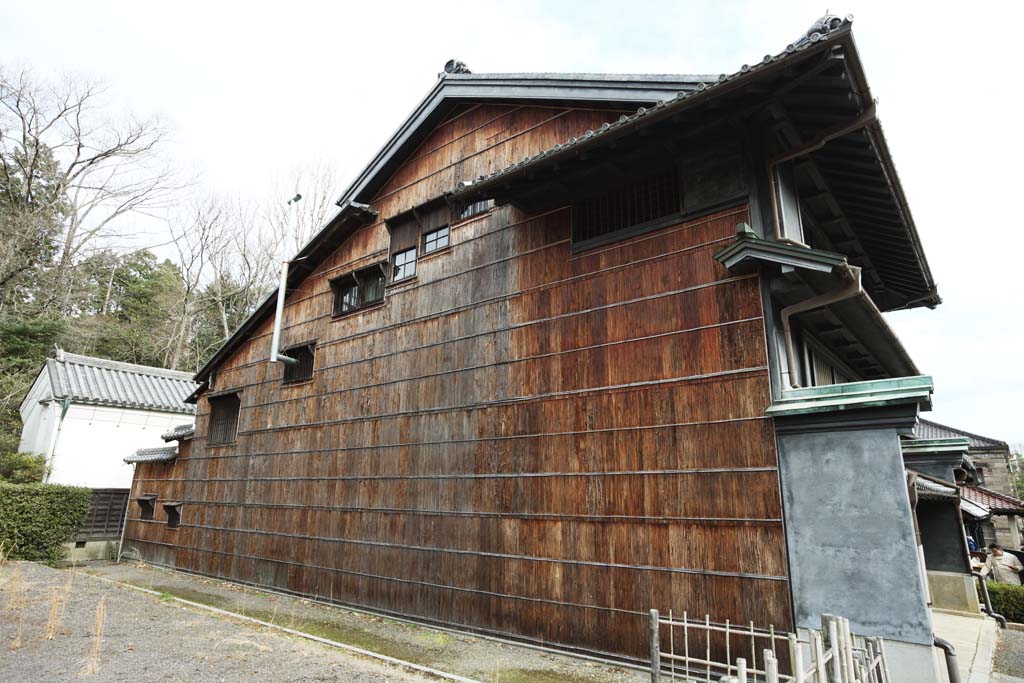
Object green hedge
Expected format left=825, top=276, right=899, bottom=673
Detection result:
left=985, top=580, right=1024, bottom=623
left=0, top=482, right=92, bottom=563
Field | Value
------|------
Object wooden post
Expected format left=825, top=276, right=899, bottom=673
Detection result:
left=790, top=633, right=805, bottom=683
left=650, top=609, right=661, bottom=683
left=827, top=619, right=842, bottom=682
left=736, top=657, right=748, bottom=683
left=811, top=630, right=827, bottom=683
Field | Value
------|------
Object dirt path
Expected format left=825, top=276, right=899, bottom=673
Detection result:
left=0, top=561, right=440, bottom=682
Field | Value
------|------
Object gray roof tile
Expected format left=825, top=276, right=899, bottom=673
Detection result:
left=46, top=350, right=197, bottom=415
left=124, top=446, right=178, bottom=464
left=915, top=419, right=1008, bottom=450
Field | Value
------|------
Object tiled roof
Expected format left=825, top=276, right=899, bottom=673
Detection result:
left=46, top=349, right=197, bottom=415
left=961, top=486, right=1024, bottom=514
left=915, top=419, right=1008, bottom=450
left=124, top=446, right=178, bottom=464
left=456, top=16, right=850, bottom=193
left=161, top=423, right=196, bottom=442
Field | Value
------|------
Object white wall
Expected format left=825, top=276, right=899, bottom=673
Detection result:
left=44, top=404, right=186, bottom=488
left=18, top=370, right=55, bottom=456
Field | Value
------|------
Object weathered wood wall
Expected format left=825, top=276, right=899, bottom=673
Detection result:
left=123, top=102, right=791, bottom=661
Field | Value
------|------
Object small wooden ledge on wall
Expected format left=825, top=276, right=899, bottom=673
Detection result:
left=713, top=223, right=848, bottom=275
left=765, top=375, right=934, bottom=418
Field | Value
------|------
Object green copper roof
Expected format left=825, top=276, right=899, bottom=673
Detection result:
left=900, top=437, right=970, bottom=456
left=713, top=231, right=848, bottom=275
left=766, top=375, right=933, bottom=417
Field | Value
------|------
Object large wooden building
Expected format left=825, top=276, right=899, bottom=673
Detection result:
left=123, top=16, right=951, bottom=680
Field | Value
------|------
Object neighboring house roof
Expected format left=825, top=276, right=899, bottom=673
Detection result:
left=193, top=14, right=937, bottom=385
left=124, top=446, right=178, bottom=464
left=915, top=419, right=1009, bottom=450
left=42, top=349, right=197, bottom=415
left=161, top=423, right=196, bottom=442
left=961, top=486, right=1024, bottom=515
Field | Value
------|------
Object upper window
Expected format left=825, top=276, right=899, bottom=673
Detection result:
left=572, top=167, right=681, bottom=245
left=282, top=343, right=315, bottom=384
left=393, top=248, right=417, bottom=281
left=387, top=199, right=451, bottom=281
left=331, top=264, right=385, bottom=316
left=423, top=225, right=449, bottom=254
left=459, top=199, right=494, bottom=220
left=207, top=393, right=240, bottom=445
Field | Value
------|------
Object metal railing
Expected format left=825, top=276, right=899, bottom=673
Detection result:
left=649, top=610, right=890, bottom=683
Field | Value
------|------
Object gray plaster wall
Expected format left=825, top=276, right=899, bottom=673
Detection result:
left=777, top=427, right=934, bottom=646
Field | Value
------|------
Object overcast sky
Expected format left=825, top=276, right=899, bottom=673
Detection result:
left=4, top=1, right=1022, bottom=444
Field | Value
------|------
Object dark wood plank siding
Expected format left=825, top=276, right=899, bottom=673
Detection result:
left=123, top=103, right=790, bottom=661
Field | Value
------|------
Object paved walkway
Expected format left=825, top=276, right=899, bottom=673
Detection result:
left=932, top=610, right=999, bottom=683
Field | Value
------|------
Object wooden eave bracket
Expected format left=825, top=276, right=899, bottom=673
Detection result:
left=766, top=375, right=933, bottom=417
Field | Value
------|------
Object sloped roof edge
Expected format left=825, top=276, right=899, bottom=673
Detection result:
left=916, top=418, right=1009, bottom=450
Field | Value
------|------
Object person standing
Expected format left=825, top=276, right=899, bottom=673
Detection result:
left=985, top=544, right=1024, bottom=584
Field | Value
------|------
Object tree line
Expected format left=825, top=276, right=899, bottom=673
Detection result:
left=0, top=67, right=337, bottom=468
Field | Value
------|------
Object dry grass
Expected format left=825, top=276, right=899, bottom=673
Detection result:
left=4, top=566, right=25, bottom=610
left=80, top=594, right=107, bottom=675
left=492, top=657, right=501, bottom=683
left=9, top=613, right=24, bottom=651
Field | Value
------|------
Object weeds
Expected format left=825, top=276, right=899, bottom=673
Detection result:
left=80, top=594, right=107, bottom=675
left=9, top=614, right=24, bottom=651
left=5, top=567, right=25, bottom=610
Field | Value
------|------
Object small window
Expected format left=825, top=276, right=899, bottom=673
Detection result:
left=423, top=225, right=449, bottom=254
left=459, top=199, right=494, bottom=220
left=208, top=393, right=240, bottom=445
left=331, top=263, right=385, bottom=316
left=163, top=502, right=182, bottom=529
left=136, top=494, right=157, bottom=520
left=393, top=247, right=417, bottom=281
left=572, top=167, right=681, bottom=245
left=282, top=343, right=315, bottom=384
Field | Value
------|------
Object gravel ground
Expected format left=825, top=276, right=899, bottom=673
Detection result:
left=3, top=561, right=646, bottom=683
left=994, top=627, right=1024, bottom=682
left=0, top=561, right=439, bottom=682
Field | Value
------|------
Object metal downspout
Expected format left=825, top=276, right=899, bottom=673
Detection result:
left=933, top=636, right=961, bottom=683
left=781, top=264, right=863, bottom=389
left=116, top=464, right=133, bottom=563
left=972, top=572, right=1008, bottom=628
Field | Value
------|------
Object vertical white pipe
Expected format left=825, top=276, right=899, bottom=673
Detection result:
left=269, top=261, right=289, bottom=363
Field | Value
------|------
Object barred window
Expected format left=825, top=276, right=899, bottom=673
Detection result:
left=331, top=264, right=386, bottom=316
left=459, top=199, right=494, bottom=220
left=207, top=393, right=240, bottom=445
left=282, top=343, right=315, bottom=384
left=572, top=167, right=682, bottom=245
left=423, top=225, right=449, bottom=254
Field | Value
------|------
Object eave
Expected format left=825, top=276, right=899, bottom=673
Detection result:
left=766, top=375, right=933, bottom=418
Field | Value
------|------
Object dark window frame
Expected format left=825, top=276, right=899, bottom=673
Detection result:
left=207, top=392, right=241, bottom=446
left=282, top=342, right=316, bottom=384
left=330, top=263, right=386, bottom=317
left=571, top=166, right=683, bottom=251
left=136, top=494, right=157, bottom=521
left=422, top=224, right=450, bottom=255
left=163, top=502, right=182, bottom=529
left=392, top=247, right=417, bottom=282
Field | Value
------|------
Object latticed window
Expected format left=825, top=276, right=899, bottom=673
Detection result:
left=207, top=393, right=240, bottom=445
left=423, top=225, right=449, bottom=254
left=331, top=264, right=386, bottom=316
left=572, top=167, right=682, bottom=244
left=282, top=343, right=315, bottom=383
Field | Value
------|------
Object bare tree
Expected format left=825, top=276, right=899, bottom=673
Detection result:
left=0, top=68, right=184, bottom=312
left=265, top=161, right=342, bottom=257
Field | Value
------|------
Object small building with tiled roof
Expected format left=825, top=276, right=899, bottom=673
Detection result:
left=18, top=349, right=198, bottom=489
left=912, top=419, right=1019, bottom=548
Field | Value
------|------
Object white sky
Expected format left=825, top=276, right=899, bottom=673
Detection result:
left=4, top=1, right=1022, bottom=444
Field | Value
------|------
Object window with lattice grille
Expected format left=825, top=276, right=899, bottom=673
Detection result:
left=572, top=167, right=682, bottom=245
left=282, top=343, right=315, bottom=384
left=207, top=393, right=240, bottom=445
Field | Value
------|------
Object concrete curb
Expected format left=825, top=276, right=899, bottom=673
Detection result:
left=966, top=617, right=997, bottom=683
left=87, top=572, right=483, bottom=683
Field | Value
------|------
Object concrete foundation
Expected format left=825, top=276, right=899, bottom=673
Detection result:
left=65, top=540, right=117, bottom=562
left=927, top=571, right=982, bottom=616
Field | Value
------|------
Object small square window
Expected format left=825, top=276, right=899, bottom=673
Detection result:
left=393, top=248, right=417, bottom=281
left=282, top=343, right=315, bottom=384
left=208, top=393, right=240, bottom=445
left=423, top=225, right=449, bottom=254
left=137, top=494, right=157, bottom=520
